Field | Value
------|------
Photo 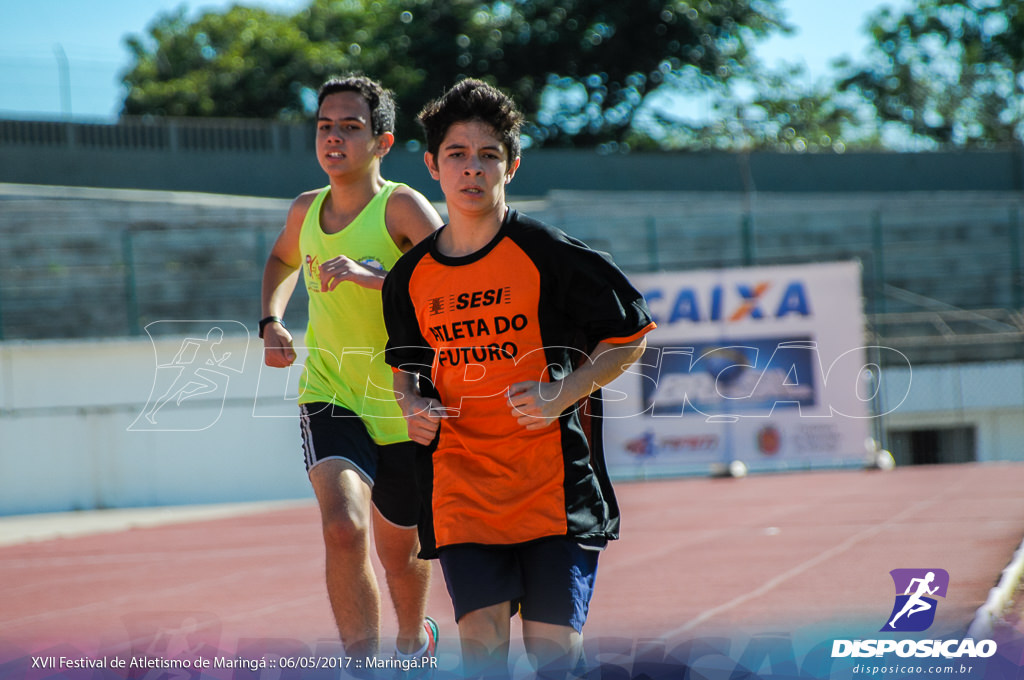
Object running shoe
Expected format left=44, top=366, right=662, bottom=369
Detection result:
left=422, top=616, right=439, bottom=657
left=392, top=616, right=439, bottom=679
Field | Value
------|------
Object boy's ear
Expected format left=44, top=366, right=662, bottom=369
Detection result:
left=424, top=151, right=440, bottom=180
left=504, top=156, right=521, bottom=184
left=376, top=132, right=395, bottom=157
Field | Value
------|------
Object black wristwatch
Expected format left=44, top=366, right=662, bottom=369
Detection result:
left=258, top=315, right=284, bottom=338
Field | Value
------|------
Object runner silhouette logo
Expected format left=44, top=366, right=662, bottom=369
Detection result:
left=882, top=569, right=949, bottom=632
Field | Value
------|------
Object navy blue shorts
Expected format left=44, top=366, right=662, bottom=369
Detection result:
left=299, top=402, right=420, bottom=528
left=438, top=538, right=600, bottom=632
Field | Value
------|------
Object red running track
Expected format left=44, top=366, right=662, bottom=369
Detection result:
left=2, top=463, right=1024, bottom=674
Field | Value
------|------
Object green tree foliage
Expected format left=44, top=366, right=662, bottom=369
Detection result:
left=120, top=0, right=788, bottom=147
left=456, top=0, right=786, bottom=147
left=632, top=63, right=864, bottom=152
left=122, top=6, right=324, bottom=118
left=837, top=0, right=1024, bottom=148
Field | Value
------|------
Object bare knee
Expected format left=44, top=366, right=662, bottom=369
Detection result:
left=310, top=463, right=373, bottom=553
left=321, top=507, right=370, bottom=552
left=458, top=603, right=511, bottom=677
left=523, top=621, right=582, bottom=678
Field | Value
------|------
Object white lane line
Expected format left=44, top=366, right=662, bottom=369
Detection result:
left=660, top=494, right=946, bottom=638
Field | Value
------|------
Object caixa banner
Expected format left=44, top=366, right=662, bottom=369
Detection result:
left=601, top=261, right=905, bottom=478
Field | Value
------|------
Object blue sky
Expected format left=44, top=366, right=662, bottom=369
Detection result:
left=0, top=0, right=901, bottom=121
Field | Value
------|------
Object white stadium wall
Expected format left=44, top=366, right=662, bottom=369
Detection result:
left=879, top=362, right=1024, bottom=464
left=0, top=331, right=314, bottom=515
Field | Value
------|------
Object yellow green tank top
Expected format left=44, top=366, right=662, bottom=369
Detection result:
left=298, top=182, right=407, bottom=444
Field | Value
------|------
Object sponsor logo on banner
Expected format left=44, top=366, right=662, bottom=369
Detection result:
left=643, top=279, right=812, bottom=326
left=639, top=337, right=817, bottom=416
left=756, top=425, right=782, bottom=455
left=624, top=431, right=719, bottom=458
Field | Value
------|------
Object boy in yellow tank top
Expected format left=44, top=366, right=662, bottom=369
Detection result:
left=260, top=75, right=443, bottom=666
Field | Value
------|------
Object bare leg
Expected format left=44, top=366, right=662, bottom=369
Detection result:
left=373, top=507, right=432, bottom=654
left=309, top=461, right=380, bottom=659
left=457, top=602, right=511, bottom=679
left=523, top=620, right=584, bottom=680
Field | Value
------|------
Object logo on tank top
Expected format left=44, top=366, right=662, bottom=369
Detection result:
left=358, top=256, right=387, bottom=273
left=306, top=254, right=322, bottom=292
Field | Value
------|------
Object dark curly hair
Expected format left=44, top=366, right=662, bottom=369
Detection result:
left=317, top=75, right=396, bottom=136
left=417, top=78, right=523, bottom=162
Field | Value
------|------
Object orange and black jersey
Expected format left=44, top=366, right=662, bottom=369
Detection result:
left=383, top=209, right=655, bottom=551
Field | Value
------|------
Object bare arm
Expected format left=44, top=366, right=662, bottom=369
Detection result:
left=507, top=337, right=648, bottom=430
left=260, top=194, right=311, bottom=367
left=393, top=370, right=443, bottom=445
left=386, top=186, right=444, bottom=253
left=317, top=254, right=388, bottom=291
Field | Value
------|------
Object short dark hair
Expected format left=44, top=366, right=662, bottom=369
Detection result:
left=417, top=78, right=523, bottom=162
left=317, top=75, right=396, bottom=136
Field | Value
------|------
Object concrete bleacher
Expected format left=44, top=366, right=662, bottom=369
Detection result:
left=0, top=184, right=294, bottom=339
left=547, top=191, right=1021, bottom=301
left=543, top=190, right=1024, bottom=364
left=1, top=183, right=1022, bottom=365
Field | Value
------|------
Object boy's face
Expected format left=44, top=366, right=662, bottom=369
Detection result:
left=425, top=120, right=519, bottom=218
left=316, top=90, right=393, bottom=177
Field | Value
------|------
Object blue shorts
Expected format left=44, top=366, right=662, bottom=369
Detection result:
left=438, top=538, right=600, bottom=632
left=299, top=402, right=420, bottom=528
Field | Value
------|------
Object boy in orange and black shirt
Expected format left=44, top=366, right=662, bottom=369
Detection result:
left=383, top=79, right=655, bottom=679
